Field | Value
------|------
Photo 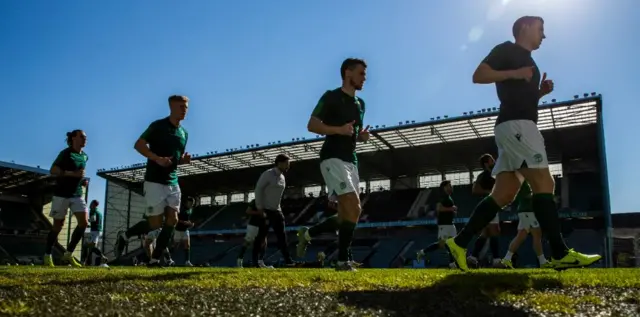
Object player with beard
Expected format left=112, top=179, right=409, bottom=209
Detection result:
left=445, top=16, right=600, bottom=271
left=253, top=154, right=295, bottom=266
left=501, top=181, right=551, bottom=268
left=307, top=58, right=369, bottom=271
left=467, top=154, right=502, bottom=268
left=416, top=180, right=457, bottom=268
left=44, top=130, right=89, bottom=267
left=236, top=199, right=271, bottom=268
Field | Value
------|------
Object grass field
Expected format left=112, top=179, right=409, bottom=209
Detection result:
left=0, top=266, right=639, bottom=317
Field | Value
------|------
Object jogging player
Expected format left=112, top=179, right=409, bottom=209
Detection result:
left=501, top=181, right=551, bottom=268
left=84, top=200, right=108, bottom=266
left=253, top=154, right=295, bottom=266
left=307, top=57, right=369, bottom=271
left=125, top=94, right=191, bottom=267
left=44, top=130, right=89, bottom=267
left=445, top=16, right=601, bottom=271
left=416, top=180, right=457, bottom=268
left=173, top=196, right=195, bottom=266
left=467, top=154, right=501, bottom=267
left=236, top=199, right=271, bottom=268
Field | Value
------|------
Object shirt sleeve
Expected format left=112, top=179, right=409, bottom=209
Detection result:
left=51, top=150, right=66, bottom=169
left=481, top=43, right=510, bottom=70
left=139, top=122, right=156, bottom=142
left=311, top=91, right=332, bottom=121
left=254, top=171, right=269, bottom=210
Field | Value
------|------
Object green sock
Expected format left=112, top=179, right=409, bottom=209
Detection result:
left=309, top=215, right=339, bottom=237
left=454, top=196, right=502, bottom=247
left=338, top=220, right=356, bottom=262
left=532, top=193, right=568, bottom=259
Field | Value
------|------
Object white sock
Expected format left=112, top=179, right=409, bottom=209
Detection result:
left=258, top=260, right=265, bottom=265
left=538, top=255, right=547, bottom=264
left=504, top=251, right=514, bottom=261
left=149, top=258, right=159, bottom=264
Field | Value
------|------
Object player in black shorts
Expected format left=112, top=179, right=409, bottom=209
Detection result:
left=467, top=154, right=501, bottom=267
left=445, top=16, right=600, bottom=271
left=237, top=199, right=271, bottom=268
left=416, top=181, right=457, bottom=268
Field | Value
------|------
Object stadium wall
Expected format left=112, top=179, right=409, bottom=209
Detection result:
left=102, top=180, right=146, bottom=257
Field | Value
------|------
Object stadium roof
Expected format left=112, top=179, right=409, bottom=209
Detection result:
left=98, top=95, right=602, bottom=188
left=0, top=161, right=52, bottom=194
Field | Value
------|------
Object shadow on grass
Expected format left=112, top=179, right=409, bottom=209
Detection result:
left=43, top=270, right=237, bottom=287
left=338, top=272, right=563, bottom=317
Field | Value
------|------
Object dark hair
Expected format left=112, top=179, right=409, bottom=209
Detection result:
left=275, top=154, right=290, bottom=165
left=185, top=196, right=196, bottom=204
left=66, top=130, right=83, bottom=146
left=168, top=95, right=189, bottom=104
left=90, top=200, right=99, bottom=207
left=478, top=153, right=494, bottom=167
left=340, top=58, right=367, bottom=80
left=512, top=16, right=544, bottom=38
left=439, top=180, right=451, bottom=191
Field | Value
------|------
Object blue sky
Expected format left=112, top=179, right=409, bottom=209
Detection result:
left=0, top=0, right=637, bottom=213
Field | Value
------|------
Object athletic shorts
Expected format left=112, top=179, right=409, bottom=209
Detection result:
left=143, top=181, right=181, bottom=216
left=49, top=196, right=87, bottom=220
left=146, top=228, right=161, bottom=241
left=438, top=225, right=457, bottom=240
left=517, top=212, right=540, bottom=232
left=492, top=120, right=549, bottom=177
left=320, top=158, right=360, bottom=196
left=173, top=230, right=189, bottom=242
left=244, top=225, right=261, bottom=242
left=88, top=231, right=102, bottom=244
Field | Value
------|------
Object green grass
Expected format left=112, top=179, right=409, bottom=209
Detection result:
left=0, top=266, right=638, bottom=316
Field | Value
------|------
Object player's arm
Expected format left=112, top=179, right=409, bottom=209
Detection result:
left=436, top=202, right=455, bottom=213
left=245, top=206, right=262, bottom=216
left=50, top=152, right=82, bottom=177
left=254, top=172, right=269, bottom=211
left=307, top=92, right=340, bottom=135
left=134, top=123, right=162, bottom=161
left=472, top=44, right=515, bottom=84
left=179, top=132, right=191, bottom=165
left=356, top=100, right=369, bottom=142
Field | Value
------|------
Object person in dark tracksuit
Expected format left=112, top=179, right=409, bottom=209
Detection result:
left=253, top=154, right=295, bottom=266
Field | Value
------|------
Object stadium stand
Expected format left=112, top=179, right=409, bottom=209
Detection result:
left=97, top=95, right=620, bottom=268
left=0, top=161, right=90, bottom=265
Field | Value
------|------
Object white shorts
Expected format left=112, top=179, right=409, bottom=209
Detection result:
left=492, top=120, right=549, bottom=177
left=244, top=225, right=260, bottom=242
left=438, top=225, right=457, bottom=240
left=49, top=196, right=87, bottom=220
left=143, top=181, right=181, bottom=217
left=146, top=228, right=161, bottom=241
left=88, top=231, right=102, bottom=245
left=173, top=230, right=190, bottom=242
left=489, top=213, right=500, bottom=224
left=320, top=158, right=360, bottom=196
left=517, top=212, right=540, bottom=232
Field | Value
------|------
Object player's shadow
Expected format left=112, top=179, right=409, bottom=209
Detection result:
left=338, top=272, right=563, bottom=317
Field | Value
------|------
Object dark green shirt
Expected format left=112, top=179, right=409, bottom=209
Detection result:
left=311, top=88, right=365, bottom=164
left=176, top=208, right=193, bottom=232
left=515, top=181, right=533, bottom=213
left=140, top=117, right=188, bottom=185
left=89, top=208, right=102, bottom=232
left=52, top=148, right=88, bottom=198
left=437, top=194, right=455, bottom=225
left=482, top=41, right=541, bottom=125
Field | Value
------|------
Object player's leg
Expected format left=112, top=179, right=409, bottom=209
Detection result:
left=297, top=214, right=339, bottom=258
left=486, top=222, right=501, bottom=265
left=181, top=230, right=192, bottom=266
left=239, top=225, right=259, bottom=267
left=45, top=197, right=72, bottom=266
left=252, top=224, right=269, bottom=268
left=266, top=209, right=294, bottom=265
left=322, top=159, right=361, bottom=271
left=115, top=220, right=151, bottom=257
left=526, top=215, right=550, bottom=267
left=503, top=228, right=527, bottom=269
left=64, top=200, right=88, bottom=267
left=147, top=185, right=180, bottom=267
left=516, top=121, right=600, bottom=268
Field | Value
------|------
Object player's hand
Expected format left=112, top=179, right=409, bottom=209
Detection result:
left=539, top=72, right=554, bottom=95
left=358, top=125, right=371, bottom=142
left=452, top=206, right=458, bottom=212
left=154, top=157, right=173, bottom=167
left=511, top=66, right=535, bottom=81
left=180, top=152, right=192, bottom=164
left=185, top=221, right=194, bottom=229
left=335, top=121, right=355, bottom=136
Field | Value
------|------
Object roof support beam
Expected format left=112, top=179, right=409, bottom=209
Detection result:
left=430, top=126, right=447, bottom=143
left=303, top=144, right=321, bottom=154
left=250, top=151, right=274, bottom=165
left=467, top=120, right=482, bottom=138
left=229, top=154, right=255, bottom=168
left=550, top=108, right=557, bottom=129
left=189, top=161, right=217, bottom=174
left=279, top=148, right=303, bottom=161
left=394, top=130, right=415, bottom=147
left=202, top=158, right=231, bottom=171
left=371, top=132, right=395, bottom=150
